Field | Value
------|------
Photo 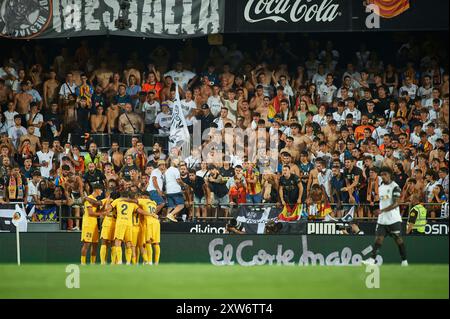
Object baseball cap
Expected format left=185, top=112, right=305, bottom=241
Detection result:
left=201, top=104, right=209, bottom=109
left=157, top=160, right=166, bottom=166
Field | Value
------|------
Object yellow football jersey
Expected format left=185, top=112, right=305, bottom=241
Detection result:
left=83, top=195, right=99, bottom=227
left=101, top=198, right=116, bottom=227
left=111, top=198, right=138, bottom=226
left=137, top=198, right=158, bottom=222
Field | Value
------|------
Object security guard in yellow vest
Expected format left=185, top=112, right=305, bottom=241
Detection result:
left=406, top=195, right=427, bottom=234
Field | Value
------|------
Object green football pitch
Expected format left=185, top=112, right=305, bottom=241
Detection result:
left=0, top=264, right=448, bottom=299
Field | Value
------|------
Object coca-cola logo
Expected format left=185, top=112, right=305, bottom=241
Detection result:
left=244, top=0, right=342, bottom=23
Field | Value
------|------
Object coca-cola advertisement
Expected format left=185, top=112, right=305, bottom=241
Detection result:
left=227, top=0, right=448, bottom=33
left=234, top=0, right=352, bottom=32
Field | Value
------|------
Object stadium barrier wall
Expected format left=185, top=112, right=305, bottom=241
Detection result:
left=0, top=233, right=447, bottom=265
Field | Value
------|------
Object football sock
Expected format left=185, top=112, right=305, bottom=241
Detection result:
left=125, top=247, right=132, bottom=264
left=371, top=242, right=382, bottom=259
left=153, top=244, right=160, bottom=264
left=100, top=245, right=107, bottom=264
left=396, top=239, right=407, bottom=261
left=90, top=255, right=96, bottom=264
left=110, top=246, right=116, bottom=264
left=146, top=243, right=153, bottom=264
left=141, top=248, right=149, bottom=263
left=81, top=255, right=86, bottom=265
left=116, top=246, right=123, bottom=264
left=135, top=248, right=140, bottom=264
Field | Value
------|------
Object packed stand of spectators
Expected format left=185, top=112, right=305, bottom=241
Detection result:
left=0, top=34, right=448, bottom=226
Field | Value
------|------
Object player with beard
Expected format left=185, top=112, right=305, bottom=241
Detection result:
left=362, top=167, right=408, bottom=266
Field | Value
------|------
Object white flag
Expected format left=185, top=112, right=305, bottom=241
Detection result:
left=12, top=204, right=28, bottom=232
left=169, top=83, right=191, bottom=159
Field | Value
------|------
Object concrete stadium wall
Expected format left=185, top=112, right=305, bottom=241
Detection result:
left=0, top=233, right=448, bottom=265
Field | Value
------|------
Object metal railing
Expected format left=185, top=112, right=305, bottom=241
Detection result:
left=85, top=133, right=169, bottom=150
left=2, top=201, right=446, bottom=230
left=187, top=202, right=449, bottom=222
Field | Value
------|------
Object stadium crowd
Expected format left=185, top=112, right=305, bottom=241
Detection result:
left=0, top=34, right=448, bottom=227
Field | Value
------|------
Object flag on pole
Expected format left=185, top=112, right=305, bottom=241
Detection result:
left=12, top=204, right=28, bottom=232
left=169, top=83, right=191, bottom=159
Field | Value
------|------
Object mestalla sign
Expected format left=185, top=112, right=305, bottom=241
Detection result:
left=0, top=0, right=225, bottom=39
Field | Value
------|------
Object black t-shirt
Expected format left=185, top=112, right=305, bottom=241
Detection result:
left=83, top=170, right=105, bottom=189
left=120, top=164, right=138, bottom=179
left=199, top=113, right=216, bottom=134
left=343, top=166, right=362, bottom=189
left=219, top=167, right=234, bottom=182
left=279, top=174, right=300, bottom=205
left=21, top=167, right=36, bottom=182
left=363, top=110, right=378, bottom=126
left=208, top=174, right=229, bottom=198
left=374, top=97, right=389, bottom=116
left=188, top=176, right=206, bottom=198
left=395, top=172, right=408, bottom=190
left=181, top=175, right=190, bottom=191
left=358, top=99, right=371, bottom=113
left=44, top=111, right=62, bottom=136
left=77, top=106, right=93, bottom=132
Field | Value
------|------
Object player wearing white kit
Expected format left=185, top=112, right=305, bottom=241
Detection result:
left=362, top=167, right=409, bottom=266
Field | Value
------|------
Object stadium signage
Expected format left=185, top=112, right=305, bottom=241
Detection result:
left=209, top=237, right=383, bottom=266
left=307, top=222, right=337, bottom=235
left=244, top=0, right=341, bottom=24
left=228, top=0, right=448, bottom=33
left=0, top=0, right=52, bottom=39
left=424, top=223, right=448, bottom=235
left=1, top=0, right=225, bottom=39
left=190, top=224, right=227, bottom=234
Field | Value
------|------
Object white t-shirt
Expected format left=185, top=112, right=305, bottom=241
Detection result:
left=8, top=125, right=27, bottom=148
left=399, top=84, right=418, bottom=99
left=332, top=111, right=345, bottom=127
left=425, top=181, right=440, bottom=203
left=318, top=84, right=337, bottom=103
left=410, top=132, right=421, bottom=147
left=59, top=82, right=77, bottom=98
left=0, top=67, right=18, bottom=80
left=164, top=70, right=195, bottom=91
left=165, top=166, right=182, bottom=194
left=27, top=180, right=40, bottom=203
left=377, top=181, right=402, bottom=225
left=342, top=108, right=361, bottom=125
left=36, top=150, right=54, bottom=178
left=372, top=126, right=390, bottom=145
left=180, top=99, right=196, bottom=126
left=147, top=169, right=164, bottom=192
left=417, top=86, right=433, bottom=102
left=3, top=110, right=18, bottom=129
left=25, top=112, right=44, bottom=137
left=142, top=100, right=160, bottom=125
left=318, top=169, right=333, bottom=198
left=312, top=73, right=327, bottom=88
left=312, top=114, right=328, bottom=127
left=155, top=112, right=172, bottom=135
left=207, top=95, right=223, bottom=117
left=224, top=99, right=238, bottom=123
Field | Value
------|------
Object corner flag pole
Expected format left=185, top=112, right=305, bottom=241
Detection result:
left=16, top=224, right=21, bottom=266
left=12, top=204, right=24, bottom=266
